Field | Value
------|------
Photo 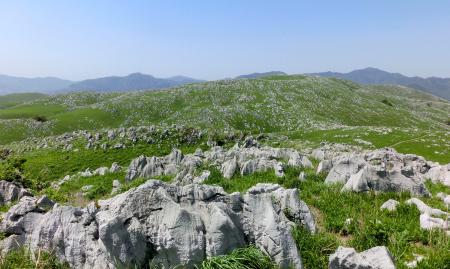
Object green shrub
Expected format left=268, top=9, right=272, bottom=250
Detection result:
left=198, top=246, right=277, bottom=269
left=0, top=248, right=69, bottom=269
left=292, top=226, right=338, bottom=269
left=381, top=99, right=394, bottom=106
left=32, top=115, right=48, bottom=122
left=0, top=157, right=31, bottom=187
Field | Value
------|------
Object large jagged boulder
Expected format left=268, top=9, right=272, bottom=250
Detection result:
left=325, top=154, right=366, bottom=184
left=329, top=246, right=396, bottom=269
left=0, top=181, right=315, bottom=269
left=0, top=180, right=31, bottom=206
left=325, top=148, right=433, bottom=196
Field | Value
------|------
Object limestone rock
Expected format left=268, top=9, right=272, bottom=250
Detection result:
left=0, top=181, right=314, bottom=269
left=111, top=180, right=121, bottom=195
left=329, top=246, right=395, bottom=269
left=317, top=160, right=333, bottom=174
left=221, top=158, right=238, bottom=179
left=325, top=154, right=366, bottom=184
left=406, top=198, right=447, bottom=217
left=0, top=181, right=32, bottom=206
left=419, top=213, right=448, bottom=230
left=380, top=199, right=399, bottom=212
left=109, top=162, right=121, bottom=173
left=424, top=164, right=450, bottom=186
left=436, top=192, right=450, bottom=206
left=324, top=148, right=434, bottom=196
left=193, top=170, right=210, bottom=184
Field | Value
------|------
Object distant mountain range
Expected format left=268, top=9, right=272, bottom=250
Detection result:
left=308, top=67, right=450, bottom=100
left=0, top=73, right=202, bottom=95
left=64, top=73, right=202, bottom=93
left=2, top=68, right=450, bottom=100
left=235, top=71, right=286, bottom=79
left=0, top=74, right=72, bottom=94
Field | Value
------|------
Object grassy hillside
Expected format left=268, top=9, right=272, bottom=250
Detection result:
left=0, top=76, right=449, bottom=268
left=0, top=75, right=449, bottom=161
left=0, top=92, right=47, bottom=109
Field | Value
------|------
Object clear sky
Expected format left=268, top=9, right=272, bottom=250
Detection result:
left=1, top=0, right=449, bottom=80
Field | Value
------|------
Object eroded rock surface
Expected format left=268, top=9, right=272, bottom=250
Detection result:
left=126, top=145, right=312, bottom=184
left=323, top=148, right=444, bottom=196
left=329, top=246, right=396, bottom=269
left=0, top=180, right=31, bottom=206
left=0, top=181, right=314, bottom=269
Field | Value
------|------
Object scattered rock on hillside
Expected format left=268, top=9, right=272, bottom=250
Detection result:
left=0, top=181, right=315, bottom=269
left=419, top=213, right=449, bottom=231
left=406, top=198, right=448, bottom=217
left=329, top=246, right=395, bottom=269
left=425, top=164, right=450, bottom=186
left=325, top=148, right=436, bottom=196
left=110, top=180, right=121, bottom=195
left=436, top=192, right=450, bottom=206
left=126, top=145, right=313, bottom=184
left=380, top=199, right=399, bottom=212
left=405, top=198, right=449, bottom=232
left=0, top=181, right=31, bottom=206
left=405, top=254, right=425, bottom=268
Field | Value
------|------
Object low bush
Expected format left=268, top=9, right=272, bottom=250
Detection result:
left=198, top=246, right=277, bottom=269
left=0, top=248, right=69, bottom=269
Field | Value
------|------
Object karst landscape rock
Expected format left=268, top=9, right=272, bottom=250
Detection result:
left=1, top=51, right=450, bottom=269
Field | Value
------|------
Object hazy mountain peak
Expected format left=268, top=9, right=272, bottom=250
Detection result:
left=309, top=68, right=450, bottom=100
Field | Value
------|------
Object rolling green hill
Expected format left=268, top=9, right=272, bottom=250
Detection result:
left=0, top=92, right=47, bottom=109
left=0, top=75, right=449, bottom=269
left=0, top=75, right=449, bottom=161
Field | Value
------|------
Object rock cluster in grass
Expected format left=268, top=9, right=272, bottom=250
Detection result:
left=51, top=162, right=122, bottom=189
left=329, top=246, right=396, bottom=269
left=0, top=180, right=31, bottom=206
left=320, top=147, right=450, bottom=195
left=0, top=180, right=314, bottom=269
left=125, top=140, right=313, bottom=185
left=381, top=198, right=449, bottom=233
left=8, top=124, right=205, bottom=153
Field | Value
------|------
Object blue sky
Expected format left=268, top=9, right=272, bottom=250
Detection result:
left=1, top=0, right=449, bottom=80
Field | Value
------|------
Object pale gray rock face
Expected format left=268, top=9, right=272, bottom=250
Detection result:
left=329, top=246, right=396, bottom=269
left=325, top=148, right=433, bottom=196
left=425, top=165, right=450, bottom=186
left=419, top=213, right=448, bottom=230
left=110, top=180, right=121, bottom=195
left=342, top=165, right=429, bottom=196
left=0, top=181, right=314, bottom=269
left=317, top=160, right=333, bottom=174
left=94, top=167, right=109, bottom=176
left=288, top=152, right=313, bottom=169
left=221, top=157, right=238, bottom=179
left=126, top=155, right=165, bottom=181
left=0, top=181, right=32, bottom=206
left=193, top=170, right=210, bottom=184
left=436, top=192, right=450, bottom=206
left=125, top=145, right=312, bottom=184
left=325, top=154, right=366, bottom=184
left=380, top=199, right=399, bottom=212
left=240, top=158, right=277, bottom=176
left=311, top=149, right=325, bottom=161
left=406, top=198, right=448, bottom=217
left=109, top=162, right=121, bottom=173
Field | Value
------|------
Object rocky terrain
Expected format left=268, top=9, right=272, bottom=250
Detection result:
left=0, top=75, right=449, bottom=268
